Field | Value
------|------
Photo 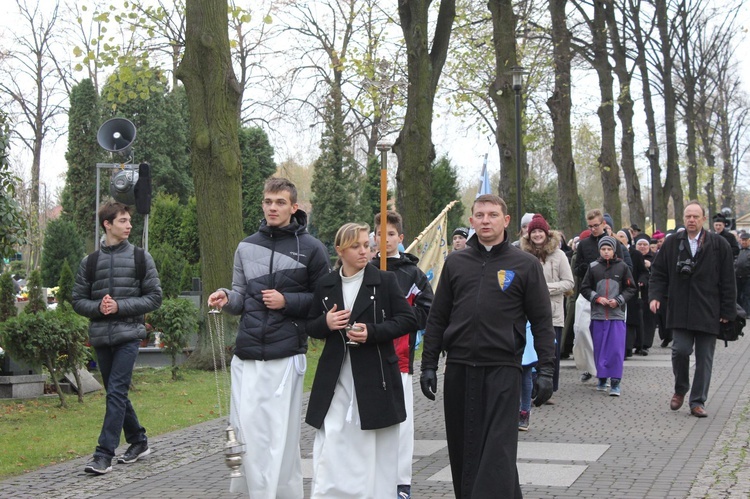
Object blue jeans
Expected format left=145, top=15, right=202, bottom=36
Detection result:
left=94, top=339, right=147, bottom=458
left=520, top=365, right=534, bottom=412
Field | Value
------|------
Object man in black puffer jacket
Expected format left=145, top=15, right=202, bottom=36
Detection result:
left=73, top=201, right=162, bottom=476
left=207, top=178, right=330, bottom=498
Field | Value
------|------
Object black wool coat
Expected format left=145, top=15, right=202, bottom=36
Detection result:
left=305, top=263, right=418, bottom=431
left=649, top=230, right=737, bottom=334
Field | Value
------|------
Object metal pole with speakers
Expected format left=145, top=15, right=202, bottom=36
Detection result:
left=94, top=118, right=151, bottom=251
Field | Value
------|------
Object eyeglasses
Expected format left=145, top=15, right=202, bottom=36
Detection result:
left=588, top=222, right=602, bottom=229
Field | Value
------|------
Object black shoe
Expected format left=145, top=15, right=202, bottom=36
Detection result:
left=117, top=441, right=151, bottom=464
left=640, top=348, right=649, bottom=356
left=84, top=456, right=112, bottom=475
left=660, top=339, right=670, bottom=348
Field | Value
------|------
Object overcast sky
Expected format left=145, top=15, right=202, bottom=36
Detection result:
left=1, top=0, right=748, bottom=200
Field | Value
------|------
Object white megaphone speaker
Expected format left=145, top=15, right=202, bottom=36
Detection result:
left=97, top=118, right=136, bottom=160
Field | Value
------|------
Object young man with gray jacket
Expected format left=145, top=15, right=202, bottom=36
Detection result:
left=207, top=178, right=330, bottom=499
left=73, top=201, right=162, bottom=475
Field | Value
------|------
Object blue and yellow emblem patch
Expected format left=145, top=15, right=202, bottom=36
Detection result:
left=497, top=270, right=515, bottom=291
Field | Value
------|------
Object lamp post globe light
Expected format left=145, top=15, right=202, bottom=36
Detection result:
left=511, top=66, right=524, bottom=231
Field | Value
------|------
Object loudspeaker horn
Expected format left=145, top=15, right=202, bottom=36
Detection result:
left=97, top=118, right=137, bottom=159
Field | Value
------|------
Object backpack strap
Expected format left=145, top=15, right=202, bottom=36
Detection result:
left=134, top=247, right=146, bottom=283
left=85, top=250, right=100, bottom=284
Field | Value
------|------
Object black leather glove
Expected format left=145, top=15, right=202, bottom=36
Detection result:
left=533, top=366, right=554, bottom=407
left=420, top=368, right=437, bottom=401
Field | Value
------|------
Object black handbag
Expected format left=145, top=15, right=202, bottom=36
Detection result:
left=717, top=304, right=747, bottom=347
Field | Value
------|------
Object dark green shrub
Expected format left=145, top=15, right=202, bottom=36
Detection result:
left=0, top=308, right=89, bottom=407
left=0, top=272, right=16, bottom=322
left=57, top=260, right=75, bottom=307
left=40, top=218, right=84, bottom=287
left=23, top=269, right=46, bottom=314
left=148, top=298, right=198, bottom=380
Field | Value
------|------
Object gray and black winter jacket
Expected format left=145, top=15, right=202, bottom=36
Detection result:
left=73, top=240, right=162, bottom=348
left=579, top=256, right=636, bottom=321
left=221, top=210, right=331, bottom=361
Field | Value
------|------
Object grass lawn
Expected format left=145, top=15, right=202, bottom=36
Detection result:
left=0, top=345, right=325, bottom=481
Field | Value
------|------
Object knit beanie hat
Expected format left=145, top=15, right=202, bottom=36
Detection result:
left=527, top=214, right=550, bottom=236
left=452, top=227, right=469, bottom=239
left=598, top=235, right=617, bottom=250
left=521, top=212, right=535, bottom=227
left=603, top=213, right=615, bottom=230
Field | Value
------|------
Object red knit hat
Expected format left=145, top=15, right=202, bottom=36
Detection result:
left=527, top=214, right=550, bottom=236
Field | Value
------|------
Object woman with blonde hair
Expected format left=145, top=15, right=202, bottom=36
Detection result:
left=520, top=214, right=574, bottom=409
left=305, top=222, right=418, bottom=498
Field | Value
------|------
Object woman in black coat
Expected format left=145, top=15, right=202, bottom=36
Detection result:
left=617, top=229, right=648, bottom=358
left=305, top=222, right=417, bottom=498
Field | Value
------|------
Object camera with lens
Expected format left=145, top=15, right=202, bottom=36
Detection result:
left=676, top=259, right=695, bottom=277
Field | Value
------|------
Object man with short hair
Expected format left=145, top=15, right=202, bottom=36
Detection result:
left=73, top=201, right=162, bottom=475
left=207, top=177, right=330, bottom=498
left=451, top=227, right=468, bottom=251
left=712, top=213, right=740, bottom=257
left=420, top=194, right=555, bottom=497
left=650, top=201, right=736, bottom=418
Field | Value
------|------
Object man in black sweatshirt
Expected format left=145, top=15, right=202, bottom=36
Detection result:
left=420, top=194, right=555, bottom=499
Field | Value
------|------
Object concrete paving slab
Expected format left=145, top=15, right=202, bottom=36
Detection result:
left=518, top=462, right=589, bottom=487
left=518, top=441, right=609, bottom=462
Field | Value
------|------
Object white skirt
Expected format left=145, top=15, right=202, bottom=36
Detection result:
left=311, top=352, right=399, bottom=499
left=573, top=294, right=597, bottom=376
left=229, top=354, right=305, bottom=499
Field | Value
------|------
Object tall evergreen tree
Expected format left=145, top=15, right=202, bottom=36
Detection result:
left=311, top=100, right=361, bottom=246
left=40, top=219, right=85, bottom=288
left=358, top=155, right=386, bottom=226
left=430, top=156, right=466, bottom=238
left=149, top=193, right=185, bottom=252
left=61, top=79, right=102, bottom=251
left=239, top=126, right=276, bottom=236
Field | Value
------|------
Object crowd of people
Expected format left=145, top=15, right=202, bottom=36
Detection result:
left=70, top=180, right=747, bottom=498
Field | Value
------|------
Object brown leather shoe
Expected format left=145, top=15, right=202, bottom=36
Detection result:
left=690, top=405, right=708, bottom=418
left=670, top=394, right=685, bottom=411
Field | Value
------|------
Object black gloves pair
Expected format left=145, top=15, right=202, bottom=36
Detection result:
left=420, top=365, right=554, bottom=406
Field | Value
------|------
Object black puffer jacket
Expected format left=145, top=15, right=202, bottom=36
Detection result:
left=221, top=210, right=331, bottom=361
left=72, top=240, right=162, bottom=348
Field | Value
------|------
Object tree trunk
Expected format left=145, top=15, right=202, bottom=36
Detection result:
left=604, top=0, right=644, bottom=230
left=488, top=0, right=521, bottom=227
left=592, top=0, right=622, bottom=227
left=655, top=0, right=684, bottom=219
left=630, top=0, right=664, bottom=232
left=394, top=0, right=455, bottom=240
left=679, top=27, right=699, bottom=201
left=177, top=0, right=243, bottom=361
left=546, top=0, right=582, bottom=239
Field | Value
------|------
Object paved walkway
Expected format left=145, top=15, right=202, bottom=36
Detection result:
left=4, top=333, right=750, bottom=498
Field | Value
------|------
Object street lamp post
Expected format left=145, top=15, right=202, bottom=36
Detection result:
left=647, top=145, right=657, bottom=233
left=376, top=140, right=392, bottom=271
left=512, top=67, right=524, bottom=231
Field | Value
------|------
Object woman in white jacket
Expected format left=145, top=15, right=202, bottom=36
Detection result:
left=520, top=214, right=575, bottom=397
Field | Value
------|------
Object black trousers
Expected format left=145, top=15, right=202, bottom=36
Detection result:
left=444, top=363, right=523, bottom=499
